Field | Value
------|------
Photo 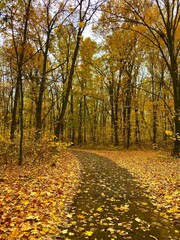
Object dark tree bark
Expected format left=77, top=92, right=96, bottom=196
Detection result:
left=6, top=0, right=32, bottom=164
left=134, top=103, right=140, bottom=144
left=123, top=79, right=132, bottom=149
left=18, top=0, right=32, bottom=165
left=54, top=0, right=103, bottom=141
left=78, top=100, right=83, bottom=144
left=54, top=26, right=82, bottom=140
left=10, top=83, right=19, bottom=140
left=34, top=1, right=62, bottom=141
left=108, top=70, right=120, bottom=147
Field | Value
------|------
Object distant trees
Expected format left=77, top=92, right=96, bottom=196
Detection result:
left=0, top=0, right=179, bottom=162
left=96, top=0, right=179, bottom=153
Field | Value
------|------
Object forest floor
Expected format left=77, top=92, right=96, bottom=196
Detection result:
left=0, top=151, right=81, bottom=240
left=94, top=149, right=180, bottom=227
left=0, top=149, right=179, bottom=239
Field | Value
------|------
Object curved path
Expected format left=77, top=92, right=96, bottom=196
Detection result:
left=57, top=150, right=179, bottom=240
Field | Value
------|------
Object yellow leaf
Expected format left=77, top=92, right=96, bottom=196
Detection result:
left=167, top=208, right=178, bottom=213
left=120, top=204, right=129, bottom=212
left=84, top=231, right=94, bottom=236
left=135, top=217, right=141, bottom=223
left=9, top=228, right=20, bottom=237
left=42, top=227, right=49, bottom=233
left=107, top=227, right=115, bottom=233
left=69, top=5, right=73, bottom=13
left=21, top=200, right=30, bottom=205
left=165, top=130, right=173, bottom=136
left=77, top=214, right=85, bottom=219
left=62, top=229, right=68, bottom=234
left=31, top=229, right=39, bottom=234
left=93, top=213, right=99, bottom=217
left=142, top=202, right=148, bottom=206
left=70, top=221, right=77, bottom=225
left=30, top=192, right=38, bottom=197
left=21, top=222, right=32, bottom=232
left=79, top=21, right=85, bottom=28
left=110, top=197, right=115, bottom=202
left=114, top=206, right=120, bottom=211
left=45, top=191, right=52, bottom=196
left=97, top=207, right=103, bottom=212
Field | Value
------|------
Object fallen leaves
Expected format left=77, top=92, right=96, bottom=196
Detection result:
left=94, top=150, right=180, bottom=227
left=57, top=150, right=179, bottom=239
left=84, top=230, right=94, bottom=236
left=135, top=217, right=142, bottom=223
left=0, top=151, right=81, bottom=239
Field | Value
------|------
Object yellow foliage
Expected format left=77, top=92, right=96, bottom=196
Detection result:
left=165, top=130, right=173, bottom=136
left=84, top=230, right=94, bottom=236
left=79, top=21, right=85, bottom=28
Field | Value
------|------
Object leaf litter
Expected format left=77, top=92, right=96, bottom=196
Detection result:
left=0, top=151, right=81, bottom=239
left=1, top=149, right=179, bottom=239
left=94, top=150, right=180, bottom=230
left=57, top=150, right=179, bottom=240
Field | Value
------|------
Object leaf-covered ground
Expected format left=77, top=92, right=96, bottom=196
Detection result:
left=93, top=150, right=180, bottom=229
left=0, top=149, right=179, bottom=239
left=0, top=151, right=81, bottom=240
left=57, top=150, right=179, bottom=240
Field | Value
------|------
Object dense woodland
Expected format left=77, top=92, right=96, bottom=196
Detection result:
left=0, top=0, right=179, bottom=164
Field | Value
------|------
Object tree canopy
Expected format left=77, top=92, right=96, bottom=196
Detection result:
left=0, top=0, right=179, bottom=163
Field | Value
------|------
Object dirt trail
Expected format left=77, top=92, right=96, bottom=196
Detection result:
left=57, top=150, right=179, bottom=240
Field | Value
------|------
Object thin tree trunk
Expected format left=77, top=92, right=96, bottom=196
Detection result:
left=35, top=38, right=50, bottom=141
left=54, top=27, right=82, bottom=140
left=126, top=88, right=131, bottom=149
left=83, top=95, right=87, bottom=144
left=18, top=0, right=32, bottom=164
left=10, top=83, right=19, bottom=140
left=78, top=100, right=83, bottom=144
left=135, top=105, right=140, bottom=144
left=18, top=74, right=24, bottom=165
left=70, top=93, right=75, bottom=143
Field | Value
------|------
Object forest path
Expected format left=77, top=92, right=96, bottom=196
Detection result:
left=57, top=150, right=178, bottom=240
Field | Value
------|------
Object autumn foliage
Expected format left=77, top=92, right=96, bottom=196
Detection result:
left=0, top=0, right=179, bottom=238
left=95, top=150, right=180, bottom=228
left=0, top=151, right=81, bottom=239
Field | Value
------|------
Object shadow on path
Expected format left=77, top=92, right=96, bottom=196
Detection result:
left=57, top=150, right=179, bottom=240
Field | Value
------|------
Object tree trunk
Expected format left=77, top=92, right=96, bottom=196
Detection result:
left=18, top=73, right=24, bottom=165
left=134, top=102, right=140, bottom=144
left=35, top=37, right=50, bottom=141
left=54, top=27, right=82, bottom=140
left=171, top=61, right=180, bottom=157
left=123, top=79, right=132, bottom=149
left=83, top=95, right=87, bottom=144
left=78, top=100, right=83, bottom=144
left=126, top=90, right=131, bottom=149
left=70, top=93, right=75, bottom=143
left=10, top=82, right=19, bottom=140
